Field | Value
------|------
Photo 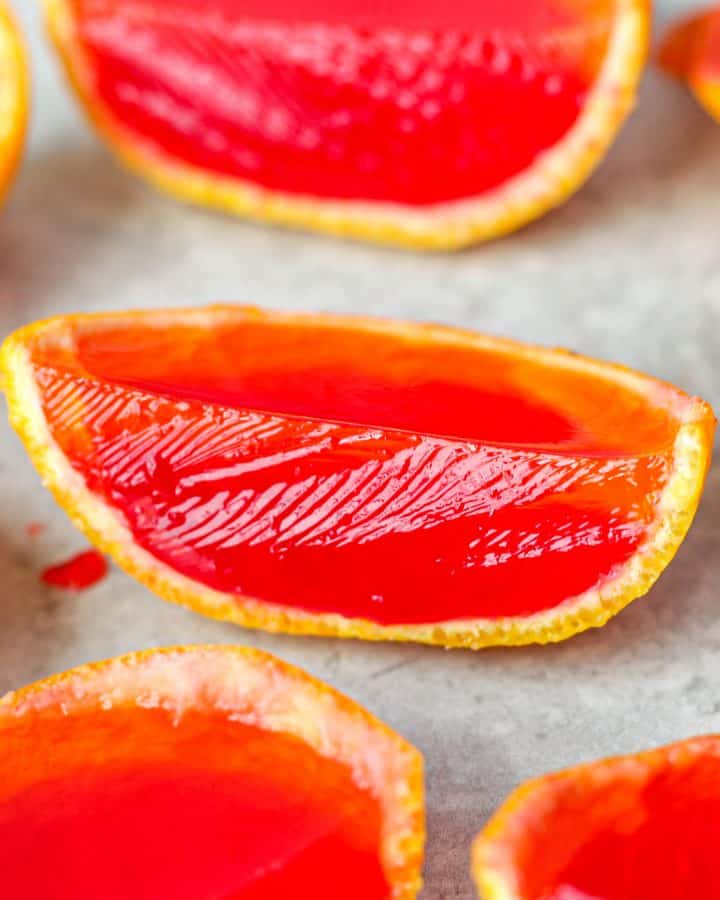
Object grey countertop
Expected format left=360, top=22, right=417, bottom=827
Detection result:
left=1, top=2, right=719, bottom=896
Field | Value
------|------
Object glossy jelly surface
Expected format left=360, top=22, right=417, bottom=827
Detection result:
left=0, top=706, right=388, bottom=899
left=30, top=315, right=678, bottom=625
left=70, top=0, right=612, bottom=205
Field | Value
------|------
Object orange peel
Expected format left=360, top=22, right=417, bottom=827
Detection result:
left=0, top=2, right=28, bottom=205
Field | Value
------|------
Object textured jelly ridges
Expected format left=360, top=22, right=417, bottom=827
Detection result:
left=36, top=365, right=671, bottom=624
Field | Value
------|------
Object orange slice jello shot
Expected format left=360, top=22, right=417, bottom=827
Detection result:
left=0, top=646, right=424, bottom=899
left=43, top=0, right=649, bottom=248
left=473, top=736, right=720, bottom=899
left=1, top=307, right=714, bottom=647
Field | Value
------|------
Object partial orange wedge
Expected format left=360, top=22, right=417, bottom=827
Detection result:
left=0, top=2, right=28, bottom=205
left=43, top=0, right=649, bottom=249
left=473, top=735, right=720, bottom=899
left=659, top=6, right=720, bottom=121
left=0, top=645, right=424, bottom=898
left=1, top=308, right=714, bottom=648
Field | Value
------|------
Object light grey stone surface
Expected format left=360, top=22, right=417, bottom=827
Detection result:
left=1, top=2, right=718, bottom=896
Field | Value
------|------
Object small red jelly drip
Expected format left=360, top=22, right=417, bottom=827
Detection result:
left=41, top=550, right=108, bottom=590
left=26, top=522, right=45, bottom=538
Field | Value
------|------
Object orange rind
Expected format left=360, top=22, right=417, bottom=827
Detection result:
left=43, top=0, right=650, bottom=249
left=1, top=307, right=714, bottom=648
left=0, top=645, right=424, bottom=898
left=0, top=2, right=28, bottom=205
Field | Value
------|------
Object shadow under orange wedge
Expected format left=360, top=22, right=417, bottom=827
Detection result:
left=473, top=735, right=720, bottom=899
left=0, top=645, right=424, bottom=899
left=44, top=0, right=649, bottom=249
left=0, top=2, right=28, bottom=205
left=1, top=308, right=714, bottom=648
left=660, top=6, right=720, bottom=122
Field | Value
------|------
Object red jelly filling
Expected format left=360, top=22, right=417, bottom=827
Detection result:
left=0, top=707, right=388, bottom=899
left=70, top=0, right=611, bottom=205
left=32, top=317, right=675, bottom=625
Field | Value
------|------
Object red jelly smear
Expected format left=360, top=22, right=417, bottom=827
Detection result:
left=30, top=315, right=677, bottom=626
left=70, top=0, right=611, bottom=205
left=0, top=707, right=388, bottom=899
left=41, top=549, right=108, bottom=590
